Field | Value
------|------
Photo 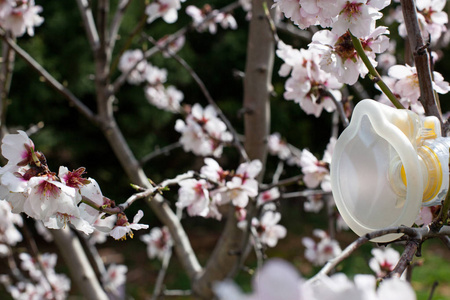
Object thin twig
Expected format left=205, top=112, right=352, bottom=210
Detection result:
left=21, top=220, right=57, bottom=299
left=281, top=190, right=330, bottom=199
left=350, top=32, right=405, bottom=109
left=439, top=235, right=450, bottom=250
left=76, top=0, right=100, bottom=52
left=145, top=34, right=250, bottom=162
left=326, top=195, right=336, bottom=240
left=162, top=290, right=192, bottom=296
left=272, top=161, right=284, bottom=184
left=308, top=225, right=450, bottom=283
left=0, top=33, right=15, bottom=138
left=82, top=172, right=197, bottom=214
left=109, top=0, right=132, bottom=50
left=276, top=22, right=312, bottom=41
left=428, top=281, right=439, bottom=300
left=0, top=32, right=99, bottom=125
left=320, top=87, right=349, bottom=127
left=250, top=227, right=265, bottom=271
left=51, top=227, right=108, bottom=300
left=151, top=241, right=173, bottom=300
left=400, top=0, right=443, bottom=123
left=109, top=13, right=147, bottom=76
left=140, top=142, right=182, bottom=166
left=260, top=174, right=303, bottom=191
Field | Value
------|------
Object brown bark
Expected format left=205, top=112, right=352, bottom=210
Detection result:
left=192, top=0, right=275, bottom=298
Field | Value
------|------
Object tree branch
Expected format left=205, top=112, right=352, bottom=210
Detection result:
left=308, top=225, right=450, bottom=283
left=388, top=240, right=419, bottom=278
left=76, top=0, right=100, bottom=52
left=192, top=0, right=275, bottom=297
left=51, top=228, right=108, bottom=300
left=0, top=32, right=99, bottom=125
left=400, top=0, right=443, bottom=122
left=109, top=0, right=132, bottom=51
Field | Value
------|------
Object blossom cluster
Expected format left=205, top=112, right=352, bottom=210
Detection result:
left=0, top=200, right=22, bottom=256
left=0, top=131, right=148, bottom=241
left=215, top=258, right=416, bottom=300
left=118, top=49, right=184, bottom=113
left=140, top=226, right=172, bottom=260
left=146, top=0, right=186, bottom=24
left=302, top=229, right=342, bottom=266
left=273, top=0, right=388, bottom=38
left=377, top=64, right=450, bottom=114
left=0, top=0, right=43, bottom=37
left=186, top=4, right=238, bottom=34
left=250, top=204, right=287, bottom=248
left=396, top=0, right=448, bottom=44
left=276, top=41, right=343, bottom=117
left=175, top=104, right=233, bottom=157
left=309, top=26, right=390, bottom=85
left=177, top=158, right=261, bottom=219
left=0, top=252, right=70, bottom=300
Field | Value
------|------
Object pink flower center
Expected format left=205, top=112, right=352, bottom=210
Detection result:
left=37, top=180, right=61, bottom=198
left=342, top=2, right=363, bottom=18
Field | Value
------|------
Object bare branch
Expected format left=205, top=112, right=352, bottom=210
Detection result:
left=192, top=1, right=276, bottom=298
left=51, top=228, right=108, bottom=300
left=320, top=87, right=349, bottom=127
left=140, top=142, right=182, bottom=166
left=151, top=241, right=174, bottom=300
left=0, top=33, right=99, bottom=125
left=276, top=22, right=312, bottom=41
left=282, top=190, right=329, bottom=199
left=388, top=240, right=419, bottom=278
left=308, top=225, right=450, bottom=283
left=260, top=174, right=303, bottom=190
left=400, top=0, right=443, bottom=123
left=109, top=0, right=132, bottom=51
left=76, top=0, right=100, bottom=52
left=0, top=34, right=15, bottom=138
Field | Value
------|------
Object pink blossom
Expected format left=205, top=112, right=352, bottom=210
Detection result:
left=277, top=41, right=343, bottom=117
left=175, top=104, right=232, bottom=157
left=214, top=259, right=310, bottom=300
left=221, top=160, right=262, bottom=208
left=397, top=0, right=447, bottom=44
left=369, top=247, right=400, bottom=277
left=300, top=149, right=330, bottom=190
left=304, top=194, right=324, bottom=213
left=331, top=0, right=382, bottom=38
left=145, top=0, right=185, bottom=24
left=118, top=49, right=147, bottom=85
left=2, top=0, right=44, bottom=37
left=177, top=178, right=211, bottom=217
left=186, top=5, right=219, bottom=34
left=0, top=201, right=22, bottom=253
left=110, top=210, right=149, bottom=240
left=102, top=264, right=128, bottom=297
left=257, top=187, right=280, bottom=206
left=145, top=84, right=183, bottom=113
left=157, top=35, right=186, bottom=58
left=309, top=27, right=389, bottom=85
left=302, top=229, right=341, bottom=266
left=140, top=226, right=172, bottom=260
left=253, top=211, right=287, bottom=247
left=268, top=132, right=292, bottom=160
